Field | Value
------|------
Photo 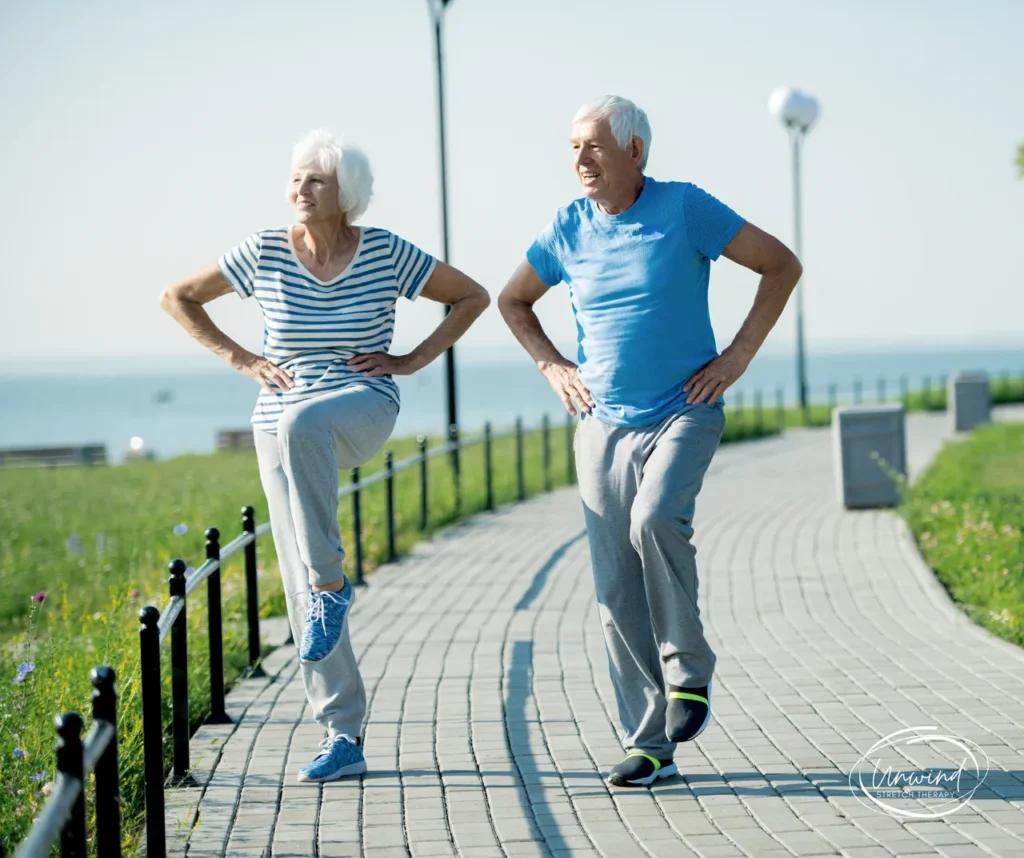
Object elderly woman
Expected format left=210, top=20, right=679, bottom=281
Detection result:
left=161, top=129, right=489, bottom=782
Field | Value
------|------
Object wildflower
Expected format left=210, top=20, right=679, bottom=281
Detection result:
left=131, top=588, right=141, bottom=599
left=12, top=662, right=35, bottom=684
left=31, top=772, right=46, bottom=782
left=173, top=523, right=188, bottom=536
left=13, top=748, right=26, bottom=759
left=95, top=533, right=106, bottom=553
left=32, top=592, right=46, bottom=604
left=65, top=534, right=83, bottom=554
left=185, top=566, right=196, bottom=579
left=41, top=783, right=53, bottom=796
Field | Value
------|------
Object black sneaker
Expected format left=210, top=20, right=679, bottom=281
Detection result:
left=607, top=753, right=678, bottom=787
left=666, top=680, right=711, bottom=743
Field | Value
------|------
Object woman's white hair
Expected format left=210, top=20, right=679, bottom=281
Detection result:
left=290, top=128, right=373, bottom=222
left=573, top=95, right=652, bottom=171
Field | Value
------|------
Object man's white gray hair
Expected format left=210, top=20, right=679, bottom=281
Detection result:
left=290, top=129, right=374, bottom=222
left=573, top=95, right=652, bottom=171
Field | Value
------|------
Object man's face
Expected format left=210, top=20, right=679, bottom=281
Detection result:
left=570, top=117, right=641, bottom=200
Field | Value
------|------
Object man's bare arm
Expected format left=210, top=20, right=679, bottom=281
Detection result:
left=721, top=222, right=803, bottom=360
left=684, top=222, right=802, bottom=404
left=498, top=261, right=594, bottom=415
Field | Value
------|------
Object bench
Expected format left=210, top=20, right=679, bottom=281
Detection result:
left=0, top=444, right=108, bottom=469
left=216, top=429, right=256, bottom=452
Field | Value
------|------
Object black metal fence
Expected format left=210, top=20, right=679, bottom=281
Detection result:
left=12, top=414, right=576, bottom=858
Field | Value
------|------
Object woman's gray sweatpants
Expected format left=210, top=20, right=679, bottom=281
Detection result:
left=254, top=384, right=398, bottom=740
left=575, top=402, right=725, bottom=760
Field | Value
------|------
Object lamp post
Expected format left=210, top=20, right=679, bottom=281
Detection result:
left=768, top=87, right=820, bottom=420
left=429, top=0, right=457, bottom=433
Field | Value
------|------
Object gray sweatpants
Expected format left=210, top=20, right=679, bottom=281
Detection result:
left=254, top=384, right=398, bottom=739
left=575, top=402, right=725, bottom=759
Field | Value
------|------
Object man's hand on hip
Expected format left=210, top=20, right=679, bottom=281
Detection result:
left=540, top=360, right=595, bottom=416
left=683, top=346, right=752, bottom=405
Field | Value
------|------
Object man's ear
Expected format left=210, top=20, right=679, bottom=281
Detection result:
left=631, top=136, right=644, bottom=165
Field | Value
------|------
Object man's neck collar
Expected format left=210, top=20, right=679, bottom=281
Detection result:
left=595, top=174, right=647, bottom=216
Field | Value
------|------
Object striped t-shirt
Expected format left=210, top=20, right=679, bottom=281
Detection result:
left=218, top=226, right=436, bottom=433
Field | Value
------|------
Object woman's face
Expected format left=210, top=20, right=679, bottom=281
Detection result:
left=289, top=164, right=342, bottom=223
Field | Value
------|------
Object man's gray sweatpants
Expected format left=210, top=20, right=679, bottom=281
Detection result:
left=254, top=384, right=398, bottom=740
left=575, top=401, right=725, bottom=760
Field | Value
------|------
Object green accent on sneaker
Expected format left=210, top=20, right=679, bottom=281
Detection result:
left=625, top=752, right=662, bottom=771
left=668, top=691, right=708, bottom=705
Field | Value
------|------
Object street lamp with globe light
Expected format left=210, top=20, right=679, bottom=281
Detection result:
left=768, top=87, right=820, bottom=420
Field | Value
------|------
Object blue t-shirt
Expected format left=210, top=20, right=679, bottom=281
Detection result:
left=527, top=177, right=744, bottom=427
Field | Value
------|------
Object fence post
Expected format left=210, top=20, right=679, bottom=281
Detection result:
left=418, top=436, right=428, bottom=531
left=385, top=451, right=396, bottom=563
left=92, top=666, right=121, bottom=858
left=54, top=715, right=86, bottom=858
left=515, top=417, right=525, bottom=501
left=566, top=411, right=576, bottom=484
left=203, top=528, right=231, bottom=725
left=139, top=607, right=166, bottom=857
left=776, top=386, right=785, bottom=432
left=168, top=560, right=193, bottom=785
left=484, top=422, right=494, bottom=512
left=351, top=467, right=364, bottom=585
left=449, top=424, right=461, bottom=516
left=754, top=389, right=763, bottom=433
left=241, top=506, right=264, bottom=678
left=877, top=377, right=886, bottom=404
left=55, top=712, right=87, bottom=858
left=542, top=414, right=551, bottom=491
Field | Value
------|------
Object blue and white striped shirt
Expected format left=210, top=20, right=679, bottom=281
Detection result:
left=218, top=226, right=436, bottom=433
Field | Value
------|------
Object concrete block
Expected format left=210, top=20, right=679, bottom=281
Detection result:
left=832, top=405, right=906, bottom=508
left=948, top=371, right=990, bottom=432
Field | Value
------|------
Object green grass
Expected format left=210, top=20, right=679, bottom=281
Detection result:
left=0, top=410, right=778, bottom=852
left=902, top=422, right=1024, bottom=648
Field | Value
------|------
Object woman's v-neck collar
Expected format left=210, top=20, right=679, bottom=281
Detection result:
left=286, top=225, right=365, bottom=287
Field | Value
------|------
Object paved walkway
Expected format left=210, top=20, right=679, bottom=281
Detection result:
left=171, top=409, right=1024, bottom=858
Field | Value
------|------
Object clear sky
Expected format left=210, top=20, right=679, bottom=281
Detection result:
left=1, top=0, right=1021, bottom=367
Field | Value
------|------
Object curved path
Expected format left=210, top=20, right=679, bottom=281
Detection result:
left=171, top=408, right=1024, bottom=858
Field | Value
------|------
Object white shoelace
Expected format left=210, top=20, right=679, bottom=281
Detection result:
left=293, top=589, right=350, bottom=637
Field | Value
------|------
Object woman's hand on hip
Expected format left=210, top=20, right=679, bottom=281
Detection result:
left=233, top=352, right=295, bottom=394
left=347, top=352, right=421, bottom=378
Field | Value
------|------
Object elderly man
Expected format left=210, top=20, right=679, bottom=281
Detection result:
left=498, top=95, right=802, bottom=787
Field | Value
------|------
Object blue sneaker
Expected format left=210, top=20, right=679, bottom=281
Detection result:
left=297, top=734, right=366, bottom=783
left=300, top=579, right=352, bottom=663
